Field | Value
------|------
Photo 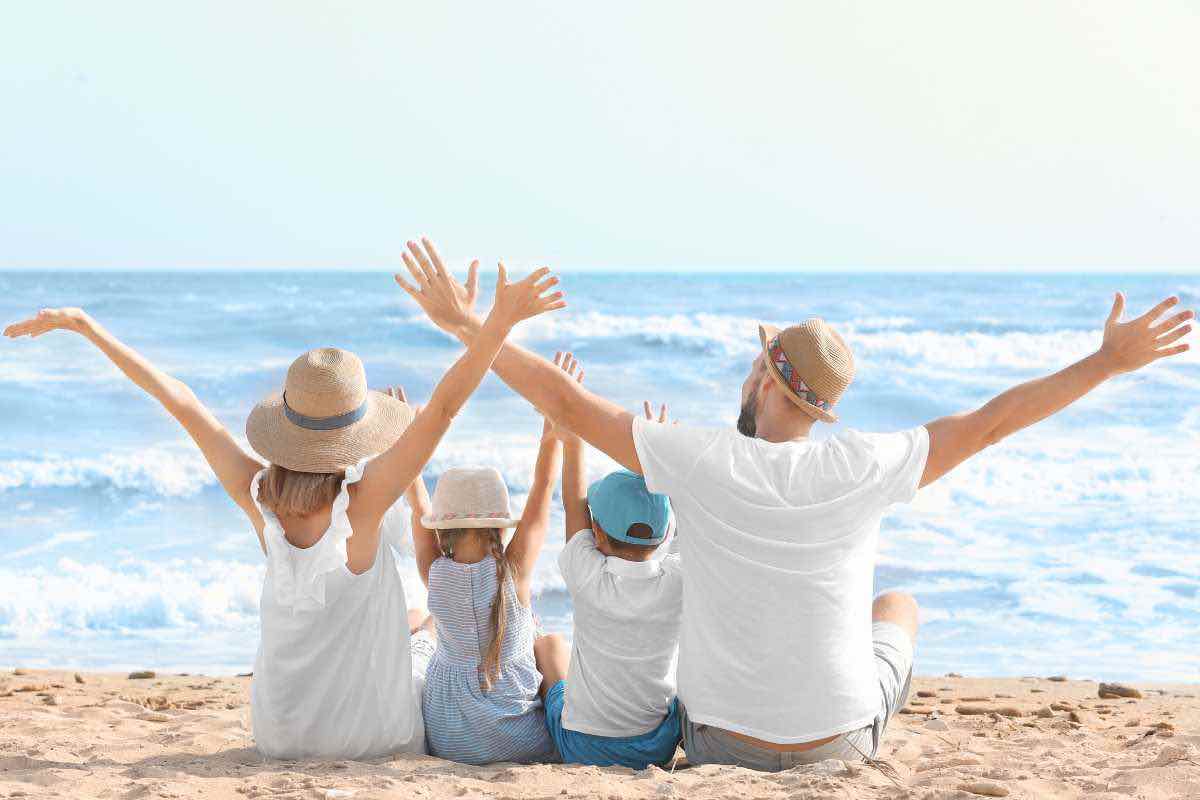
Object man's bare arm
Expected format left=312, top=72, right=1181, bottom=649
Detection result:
left=396, top=238, right=642, bottom=473
left=467, top=324, right=640, bottom=472
left=921, top=292, right=1192, bottom=487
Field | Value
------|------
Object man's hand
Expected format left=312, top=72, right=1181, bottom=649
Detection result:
left=395, top=237, right=481, bottom=334
left=545, top=352, right=585, bottom=442
left=1097, top=292, right=1193, bottom=376
left=4, top=307, right=92, bottom=338
left=921, top=291, right=1194, bottom=488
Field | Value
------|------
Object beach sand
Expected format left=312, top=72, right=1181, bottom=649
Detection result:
left=0, top=669, right=1196, bottom=799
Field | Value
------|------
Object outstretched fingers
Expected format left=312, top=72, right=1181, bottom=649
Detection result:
left=394, top=273, right=420, bottom=297
left=1135, top=295, right=1179, bottom=326
left=1156, top=325, right=1192, bottom=347
left=466, top=260, right=480, bottom=300
left=420, top=237, right=447, bottom=276
left=1155, top=343, right=1190, bottom=359
left=642, top=401, right=668, bottom=422
left=400, top=251, right=427, bottom=289
left=406, top=240, right=437, bottom=283
left=1151, top=309, right=1195, bottom=336
left=1106, top=292, right=1126, bottom=326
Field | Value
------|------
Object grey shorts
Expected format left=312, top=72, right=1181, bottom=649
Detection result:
left=681, top=621, right=914, bottom=772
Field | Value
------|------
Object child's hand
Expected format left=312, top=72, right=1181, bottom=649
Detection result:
left=379, top=385, right=408, bottom=403
left=4, top=307, right=92, bottom=338
left=643, top=400, right=676, bottom=425
left=544, top=352, right=584, bottom=443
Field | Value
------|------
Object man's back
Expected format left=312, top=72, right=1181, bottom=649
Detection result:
left=632, top=418, right=928, bottom=743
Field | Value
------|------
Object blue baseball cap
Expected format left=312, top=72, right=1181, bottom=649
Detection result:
left=586, top=470, right=671, bottom=545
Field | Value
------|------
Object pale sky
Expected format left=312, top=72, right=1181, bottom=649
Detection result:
left=2, top=1, right=1198, bottom=271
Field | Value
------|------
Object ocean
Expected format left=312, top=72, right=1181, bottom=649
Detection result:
left=0, top=271, right=1196, bottom=683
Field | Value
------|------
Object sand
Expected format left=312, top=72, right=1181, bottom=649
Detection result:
left=0, top=669, right=1196, bottom=799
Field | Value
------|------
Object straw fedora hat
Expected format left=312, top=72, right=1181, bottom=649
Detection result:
left=423, top=467, right=520, bottom=530
left=758, top=319, right=855, bottom=423
left=246, top=348, right=413, bottom=473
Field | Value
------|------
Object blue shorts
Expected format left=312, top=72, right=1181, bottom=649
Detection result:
left=544, top=680, right=681, bottom=769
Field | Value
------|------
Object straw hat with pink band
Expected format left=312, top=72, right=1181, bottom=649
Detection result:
left=422, top=466, right=520, bottom=530
left=246, top=347, right=414, bottom=473
left=757, top=318, right=855, bottom=423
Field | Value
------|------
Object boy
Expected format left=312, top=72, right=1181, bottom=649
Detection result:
left=543, top=388, right=683, bottom=769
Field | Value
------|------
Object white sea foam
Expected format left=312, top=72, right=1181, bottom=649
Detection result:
left=0, top=444, right=218, bottom=497
left=0, top=554, right=428, bottom=639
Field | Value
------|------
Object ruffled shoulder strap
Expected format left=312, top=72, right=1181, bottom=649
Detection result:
left=252, top=458, right=371, bottom=612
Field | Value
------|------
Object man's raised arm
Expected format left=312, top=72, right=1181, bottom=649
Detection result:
left=921, top=292, right=1193, bottom=488
left=395, top=238, right=643, bottom=473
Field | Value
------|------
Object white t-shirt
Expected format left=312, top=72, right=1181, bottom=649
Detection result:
left=558, top=531, right=684, bottom=737
left=631, top=418, right=929, bottom=744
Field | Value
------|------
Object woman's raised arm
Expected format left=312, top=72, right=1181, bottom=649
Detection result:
left=4, top=308, right=267, bottom=543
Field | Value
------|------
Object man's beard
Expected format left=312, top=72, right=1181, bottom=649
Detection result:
left=736, top=389, right=758, bottom=438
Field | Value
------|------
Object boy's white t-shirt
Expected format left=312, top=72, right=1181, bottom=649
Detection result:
left=558, top=531, right=683, bottom=737
left=631, top=417, right=929, bottom=744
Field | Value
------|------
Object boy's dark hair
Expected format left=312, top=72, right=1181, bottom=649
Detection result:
left=603, top=522, right=660, bottom=556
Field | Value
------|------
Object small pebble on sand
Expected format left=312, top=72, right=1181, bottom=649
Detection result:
left=959, top=779, right=1010, bottom=797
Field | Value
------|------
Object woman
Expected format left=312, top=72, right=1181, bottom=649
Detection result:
left=3, top=241, right=565, bottom=759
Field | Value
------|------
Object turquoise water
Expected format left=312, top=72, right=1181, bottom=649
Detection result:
left=0, top=271, right=1196, bottom=681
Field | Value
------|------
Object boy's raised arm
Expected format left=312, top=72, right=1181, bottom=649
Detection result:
left=547, top=353, right=591, bottom=541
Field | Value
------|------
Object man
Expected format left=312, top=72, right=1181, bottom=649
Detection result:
left=396, top=238, right=1193, bottom=771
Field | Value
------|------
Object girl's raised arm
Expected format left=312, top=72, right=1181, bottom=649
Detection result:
left=4, top=308, right=267, bottom=545
left=404, top=462, right=440, bottom=587
left=348, top=260, right=565, bottom=573
left=504, top=414, right=563, bottom=606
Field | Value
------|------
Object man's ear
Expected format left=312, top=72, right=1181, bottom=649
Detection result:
left=758, top=370, right=775, bottom=398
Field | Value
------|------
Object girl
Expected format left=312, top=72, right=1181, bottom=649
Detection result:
left=3, top=242, right=564, bottom=760
left=411, top=354, right=579, bottom=765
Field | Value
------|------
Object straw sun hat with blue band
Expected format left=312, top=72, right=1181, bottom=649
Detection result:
left=587, top=470, right=672, bottom=545
left=246, top=347, right=414, bottom=474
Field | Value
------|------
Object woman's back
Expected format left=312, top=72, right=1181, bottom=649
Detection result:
left=423, top=554, right=554, bottom=765
left=252, top=462, right=426, bottom=760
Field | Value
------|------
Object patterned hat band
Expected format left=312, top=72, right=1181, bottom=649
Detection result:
left=429, top=511, right=512, bottom=522
left=767, top=336, right=833, bottom=411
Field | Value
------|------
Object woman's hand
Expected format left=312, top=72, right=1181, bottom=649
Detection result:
left=545, top=352, right=585, bottom=442
left=485, top=262, right=565, bottom=332
left=1097, top=292, right=1193, bottom=376
left=396, top=238, right=481, bottom=334
left=4, top=307, right=92, bottom=339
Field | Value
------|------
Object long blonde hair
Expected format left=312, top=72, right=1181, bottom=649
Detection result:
left=256, top=464, right=344, bottom=517
left=439, top=528, right=512, bottom=693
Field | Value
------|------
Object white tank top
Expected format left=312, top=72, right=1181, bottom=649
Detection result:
left=249, top=459, right=425, bottom=759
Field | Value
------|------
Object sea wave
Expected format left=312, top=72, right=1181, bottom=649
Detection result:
left=0, top=445, right=219, bottom=497
left=0, top=555, right=429, bottom=639
left=503, top=310, right=1200, bottom=373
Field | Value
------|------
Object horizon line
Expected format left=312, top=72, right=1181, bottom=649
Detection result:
left=2, top=266, right=1198, bottom=275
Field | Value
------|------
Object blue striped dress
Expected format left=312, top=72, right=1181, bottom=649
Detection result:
left=422, top=555, right=556, bottom=765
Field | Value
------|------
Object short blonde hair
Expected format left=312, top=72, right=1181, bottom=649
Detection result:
left=256, top=464, right=344, bottom=517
